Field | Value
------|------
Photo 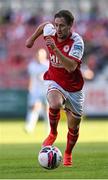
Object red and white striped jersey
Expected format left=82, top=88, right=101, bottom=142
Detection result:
left=43, top=25, right=84, bottom=92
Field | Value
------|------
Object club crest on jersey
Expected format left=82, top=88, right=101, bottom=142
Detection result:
left=63, top=45, right=70, bottom=52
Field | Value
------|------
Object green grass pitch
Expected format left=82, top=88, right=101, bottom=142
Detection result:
left=0, top=117, right=108, bottom=179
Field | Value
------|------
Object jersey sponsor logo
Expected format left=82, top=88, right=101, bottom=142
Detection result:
left=50, top=54, right=63, bottom=67
left=69, top=49, right=81, bottom=59
left=63, top=45, right=70, bottom=52
left=74, top=45, right=82, bottom=51
left=72, top=50, right=81, bottom=58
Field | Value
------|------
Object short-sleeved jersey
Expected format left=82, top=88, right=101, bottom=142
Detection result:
left=43, top=26, right=84, bottom=92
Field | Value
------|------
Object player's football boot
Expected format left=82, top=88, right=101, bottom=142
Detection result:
left=42, top=132, right=57, bottom=147
left=63, top=152, right=72, bottom=167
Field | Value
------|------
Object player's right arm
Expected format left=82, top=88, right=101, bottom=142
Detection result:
left=26, top=22, right=49, bottom=48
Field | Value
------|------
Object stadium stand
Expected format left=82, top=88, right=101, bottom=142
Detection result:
left=0, top=0, right=108, bottom=117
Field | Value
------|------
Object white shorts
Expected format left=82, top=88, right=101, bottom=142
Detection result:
left=45, top=80, right=84, bottom=116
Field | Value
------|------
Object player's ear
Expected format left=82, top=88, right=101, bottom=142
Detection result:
left=68, top=24, right=72, bottom=31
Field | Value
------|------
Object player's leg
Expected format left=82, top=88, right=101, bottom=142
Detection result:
left=42, top=90, right=64, bottom=146
left=63, top=89, right=84, bottom=166
left=63, top=110, right=81, bottom=166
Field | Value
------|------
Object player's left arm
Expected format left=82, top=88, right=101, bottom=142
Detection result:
left=54, top=48, right=78, bottom=72
left=45, top=35, right=84, bottom=72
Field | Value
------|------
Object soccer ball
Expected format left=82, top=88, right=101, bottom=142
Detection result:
left=38, top=145, right=62, bottom=170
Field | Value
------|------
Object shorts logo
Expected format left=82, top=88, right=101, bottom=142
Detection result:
left=63, top=45, right=70, bottom=52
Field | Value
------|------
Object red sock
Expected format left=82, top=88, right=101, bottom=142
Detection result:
left=65, top=127, right=79, bottom=154
left=49, top=108, right=60, bottom=135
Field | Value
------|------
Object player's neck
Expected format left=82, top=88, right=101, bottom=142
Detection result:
left=57, top=38, right=65, bottom=43
left=57, top=32, right=71, bottom=42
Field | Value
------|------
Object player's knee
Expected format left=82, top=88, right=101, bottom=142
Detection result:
left=47, top=90, right=64, bottom=109
left=47, top=95, right=63, bottom=109
left=49, top=101, right=62, bottom=109
left=72, top=112, right=81, bottom=120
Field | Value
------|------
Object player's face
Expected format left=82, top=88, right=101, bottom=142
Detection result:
left=54, top=17, right=71, bottom=40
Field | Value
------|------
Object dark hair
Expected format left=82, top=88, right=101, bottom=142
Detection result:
left=54, top=10, right=74, bottom=26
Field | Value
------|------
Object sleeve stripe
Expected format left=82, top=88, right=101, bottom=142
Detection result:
left=68, top=55, right=82, bottom=63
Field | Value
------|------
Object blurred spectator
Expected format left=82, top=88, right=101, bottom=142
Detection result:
left=25, top=48, right=49, bottom=133
left=0, top=0, right=108, bottom=87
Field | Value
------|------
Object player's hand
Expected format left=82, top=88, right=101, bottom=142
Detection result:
left=26, top=38, right=34, bottom=48
left=45, top=36, right=56, bottom=50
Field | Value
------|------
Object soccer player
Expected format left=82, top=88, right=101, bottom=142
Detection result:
left=26, top=10, right=84, bottom=167
left=25, top=49, right=49, bottom=133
